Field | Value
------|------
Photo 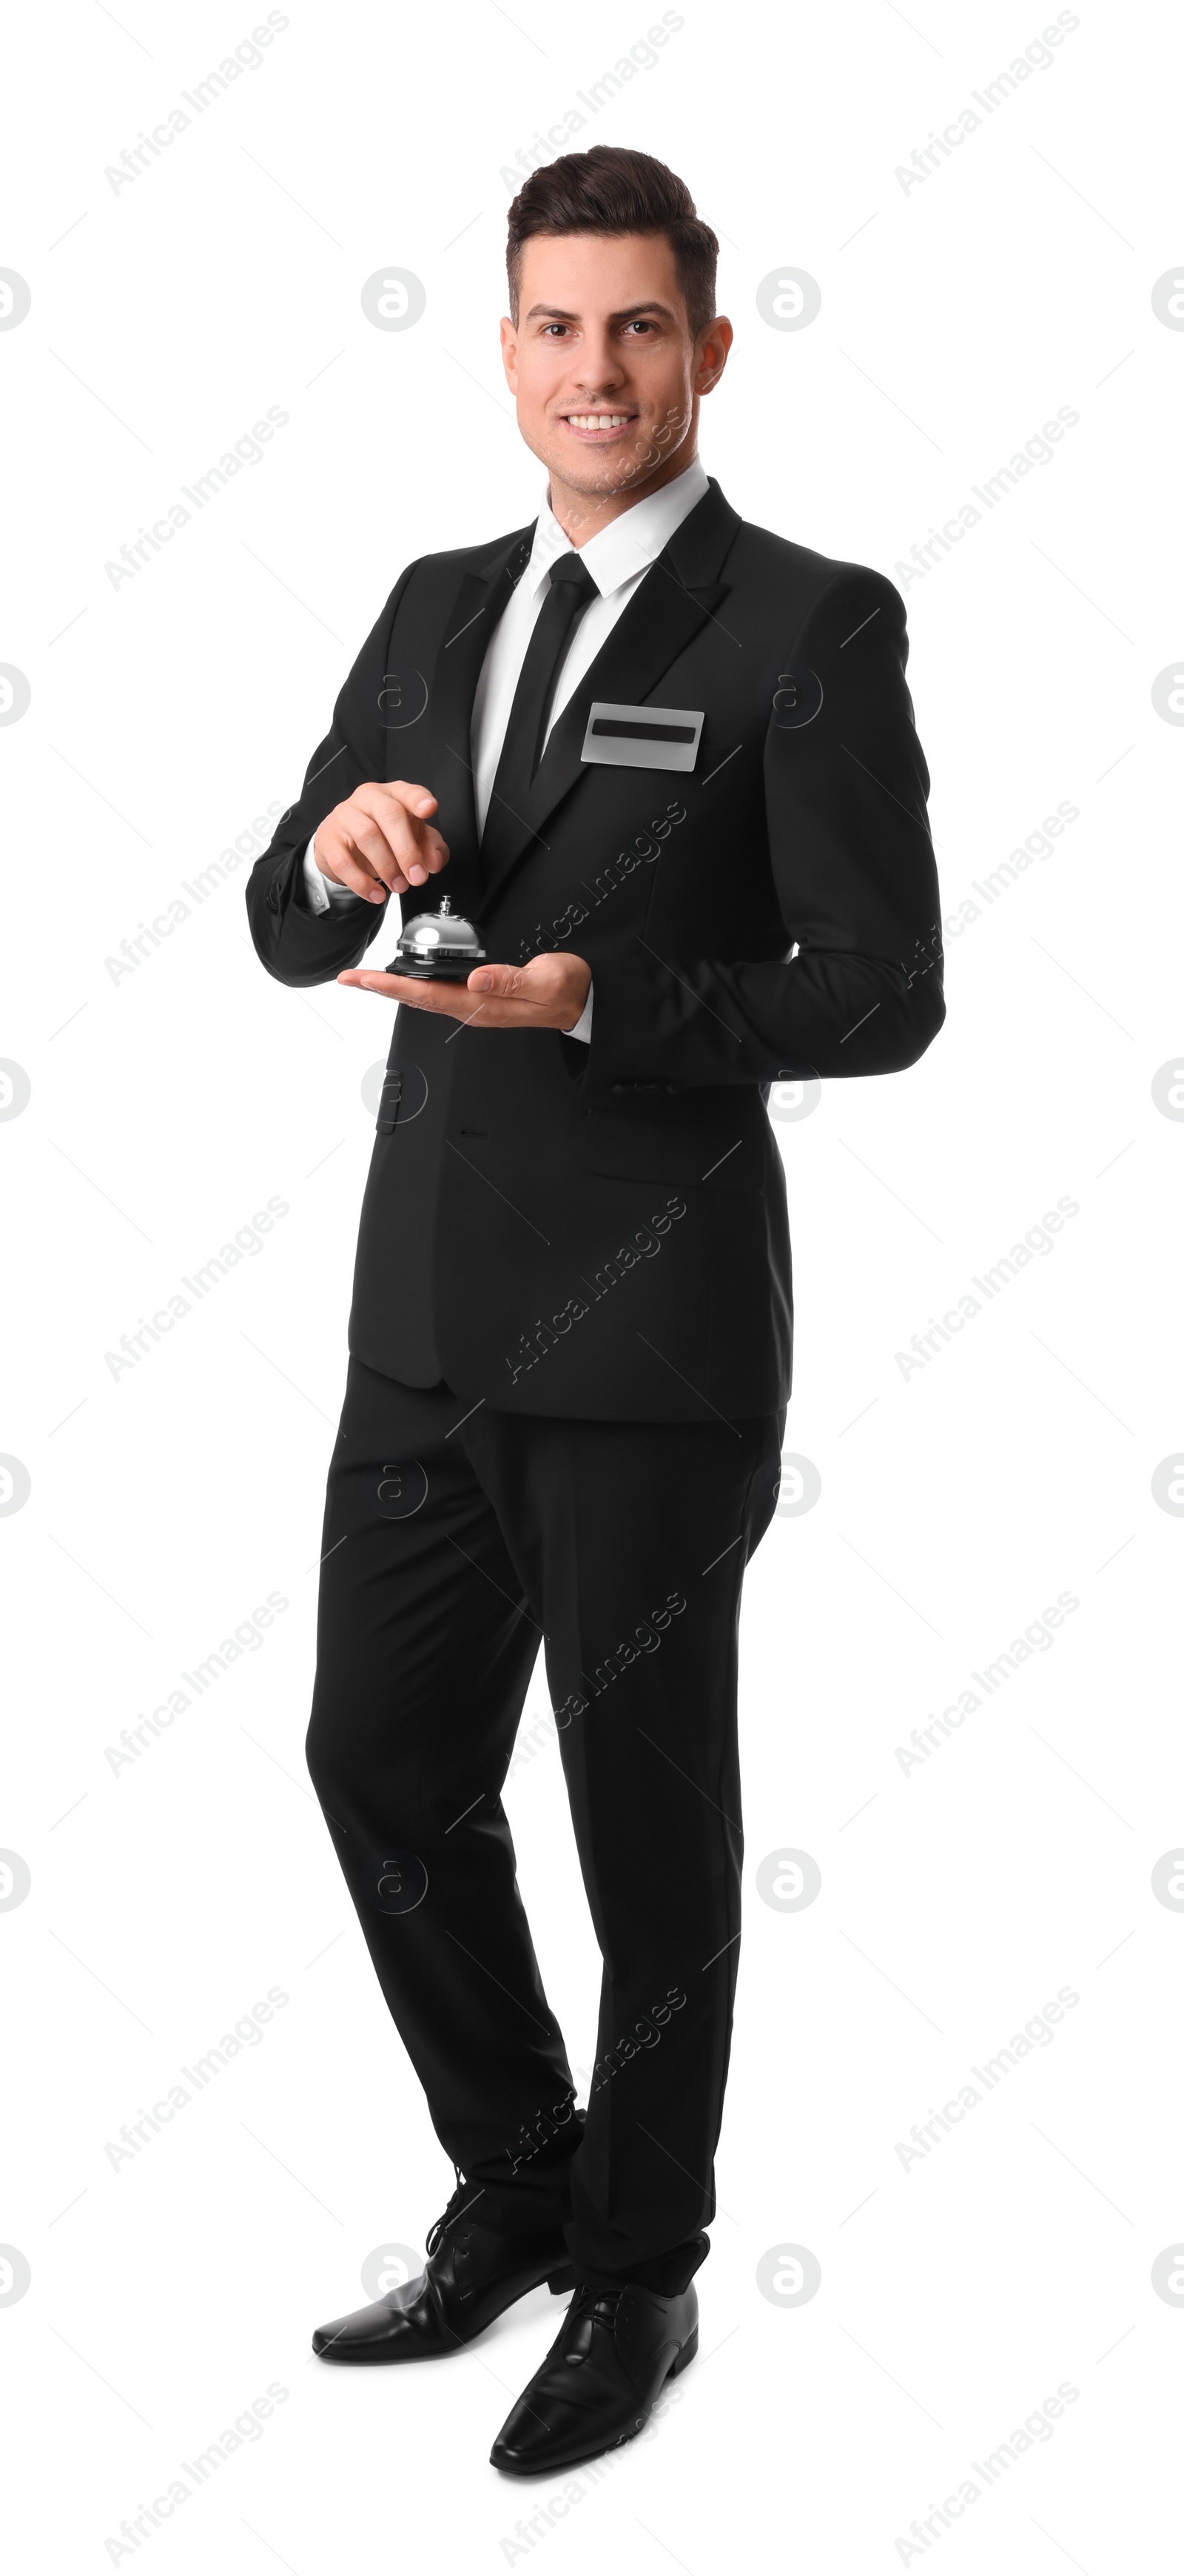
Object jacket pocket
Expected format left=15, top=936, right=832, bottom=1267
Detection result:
left=375, top=1070, right=403, bottom=1134
left=581, top=1089, right=767, bottom=1193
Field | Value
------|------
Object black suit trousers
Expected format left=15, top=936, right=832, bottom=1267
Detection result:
left=305, top=1358, right=784, bottom=2289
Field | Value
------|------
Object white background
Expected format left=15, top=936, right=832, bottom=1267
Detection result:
left=2, top=1, right=1182, bottom=2568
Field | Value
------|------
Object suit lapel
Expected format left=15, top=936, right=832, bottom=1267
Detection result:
left=428, top=523, right=534, bottom=916
left=479, top=477, right=742, bottom=910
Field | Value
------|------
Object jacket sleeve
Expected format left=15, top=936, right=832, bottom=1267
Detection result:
left=244, top=563, right=417, bottom=989
left=581, top=567, right=945, bottom=1091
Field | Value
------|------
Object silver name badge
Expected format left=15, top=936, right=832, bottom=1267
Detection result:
left=580, top=701, right=704, bottom=773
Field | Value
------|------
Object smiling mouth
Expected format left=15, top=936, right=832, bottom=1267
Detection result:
left=559, top=411, right=639, bottom=438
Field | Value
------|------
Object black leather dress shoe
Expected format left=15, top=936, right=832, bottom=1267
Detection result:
left=489, top=2280, right=698, bottom=2474
left=312, top=2182, right=574, bottom=2364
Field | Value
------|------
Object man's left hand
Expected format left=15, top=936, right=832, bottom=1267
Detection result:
left=337, top=950, right=591, bottom=1033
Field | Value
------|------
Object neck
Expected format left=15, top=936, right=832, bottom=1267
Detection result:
left=545, top=435, right=700, bottom=548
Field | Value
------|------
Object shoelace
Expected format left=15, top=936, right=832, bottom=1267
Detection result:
left=570, top=2283, right=625, bottom=2315
left=562, top=2282, right=625, bottom=2355
left=424, top=2165, right=487, bottom=2260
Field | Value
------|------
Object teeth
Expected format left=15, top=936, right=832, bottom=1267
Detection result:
left=566, top=414, right=630, bottom=429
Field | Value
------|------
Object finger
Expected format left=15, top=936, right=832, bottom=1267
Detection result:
left=465, top=956, right=588, bottom=1029
left=366, top=785, right=450, bottom=888
left=320, top=844, right=401, bottom=904
left=337, top=969, right=473, bottom=1016
left=317, top=828, right=407, bottom=900
left=342, top=809, right=437, bottom=894
left=337, top=970, right=407, bottom=996
left=354, top=803, right=448, bottom=896
left=383, top=782, right=438, bottom=816
left=466, top=964, right=525, bottom=1000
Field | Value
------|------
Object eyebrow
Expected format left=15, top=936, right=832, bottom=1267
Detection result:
left=522, top=301, right=679, bottom=324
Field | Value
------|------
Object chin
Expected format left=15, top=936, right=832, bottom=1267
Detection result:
left=551, top=447, right=650, bottom=492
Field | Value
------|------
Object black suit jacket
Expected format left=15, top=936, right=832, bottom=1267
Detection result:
left=246, top=477, right=944, bottom=1419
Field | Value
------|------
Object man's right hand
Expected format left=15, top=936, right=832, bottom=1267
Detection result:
left=312, top=781, right=449, bottom=904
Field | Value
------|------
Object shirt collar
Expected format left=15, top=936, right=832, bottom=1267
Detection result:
left=525, top=455, right=710, bottom=601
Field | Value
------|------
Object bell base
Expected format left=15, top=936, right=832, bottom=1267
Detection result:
left=383, top=956, right=485, bottom=982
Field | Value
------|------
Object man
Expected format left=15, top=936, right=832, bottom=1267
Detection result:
left=246, top=144, right=944, bottom=2475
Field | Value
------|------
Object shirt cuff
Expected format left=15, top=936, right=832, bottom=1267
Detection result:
left=301, top=838, right=366, bottom=912
left=565, top=982, right=593, bottom=1042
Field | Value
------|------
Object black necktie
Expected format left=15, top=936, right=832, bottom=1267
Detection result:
left=482, top=551, right=598, bottom=847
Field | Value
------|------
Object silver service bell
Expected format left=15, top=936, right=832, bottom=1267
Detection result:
left=386, top=892, right=488, bottom=982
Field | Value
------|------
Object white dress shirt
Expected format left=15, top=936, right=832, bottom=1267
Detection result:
left=302, top=455, right=710, bottom=1042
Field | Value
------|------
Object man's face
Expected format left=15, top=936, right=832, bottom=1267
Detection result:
left=500, top=230, right=730, bottom=513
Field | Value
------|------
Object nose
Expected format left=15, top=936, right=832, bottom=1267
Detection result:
left=568, top=329, right=626, bottom=397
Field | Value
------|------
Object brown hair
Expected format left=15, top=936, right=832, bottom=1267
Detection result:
left=506, top=147, right=719, bottom=341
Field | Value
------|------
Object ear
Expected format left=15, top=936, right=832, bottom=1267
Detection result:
left=696, top=315, right=733, bottom=396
